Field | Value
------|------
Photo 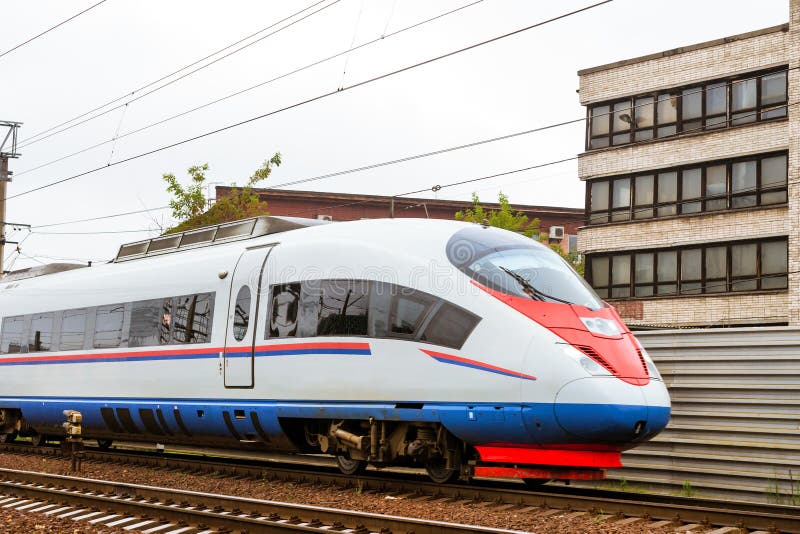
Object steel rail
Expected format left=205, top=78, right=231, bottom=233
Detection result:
left=3, top=442, right=800, bottom=532
left=0, top=467, right=523, bottom=534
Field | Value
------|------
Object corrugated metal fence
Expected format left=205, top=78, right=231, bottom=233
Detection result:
left=610, top=327, right=800, bottom=504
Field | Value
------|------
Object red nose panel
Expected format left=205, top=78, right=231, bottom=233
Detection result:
left=474, top=281, right=649, bottom=386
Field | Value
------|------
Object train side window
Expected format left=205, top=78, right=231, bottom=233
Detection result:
left=1, top=315, right=27, bottom=354
left=232, top=286, right=251, bottom=342
left=268, top=283, right=301, bottom=338
left=419, top=303, right=481, bottom=349
left=94, top=304, right=126, bottom=349
left=130, top=299, right=173, bottom=347
left=368, top=281, right=392, bottom=338
left=59, top=309, right=87, bottom=351
left=173, top=293, right=214, bottom=344
left=28, top=312, right=55, bottom=352
left=317, top=280, right=369, bottom=336
left=390, top=290, right=436, bottom=337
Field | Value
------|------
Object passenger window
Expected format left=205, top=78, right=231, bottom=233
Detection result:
left=173, top=293, right=214, bottom=344
left=94, top=305, right=126, bottom=349
left=317, top=280, right=369, bottom=336
left=266, top=283, right=300, bottom=338
left=59, top=309, right=87, bottom=351
left=420, top=303, right=480, bottom=349
left=368, top=282, right=392, bottom=337
left=391, top=291, right=435, bottom=336
left=232, top=286, right=251, bottom=342
left=1, top=316, right=26, bottom=354
left=130, top=299, right=172, bottom=347
left=28, top=312, right=54, bottom=352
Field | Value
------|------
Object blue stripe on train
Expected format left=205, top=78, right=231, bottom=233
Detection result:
left=0, top=396, right=670, bottom=447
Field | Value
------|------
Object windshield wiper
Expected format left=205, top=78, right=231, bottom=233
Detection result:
left=498, top=265, right=573, bottom=305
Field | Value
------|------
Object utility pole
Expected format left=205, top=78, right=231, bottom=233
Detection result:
left=0, top=120, right=23, bottom=277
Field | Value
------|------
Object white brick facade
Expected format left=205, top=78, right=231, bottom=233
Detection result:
left=577, top=9, right=798, bottom=328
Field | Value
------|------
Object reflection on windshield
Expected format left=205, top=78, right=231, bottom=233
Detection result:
left=446, top=226, right=603, bottom=310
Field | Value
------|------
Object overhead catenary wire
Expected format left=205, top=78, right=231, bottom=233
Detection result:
left=32, top=229, right=160, bottom=235
left=24, top=97, right=793, bottom=231
left=13, top=57, right=791, bottom=200
left=8, top=0, right=613, bottom=200
left=14, top=0, right=489, bottom=178
left=16, top=0, right=340, bottom=147
left=278, top=99, right=796, bottom=218
left=14, top=57, right=790, bottom=179
left=0, top=0, right=109, bottom=60
left=26, top=115, right=578, bottom=231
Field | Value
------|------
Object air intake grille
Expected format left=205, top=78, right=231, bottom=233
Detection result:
left=636, top=348, right=649, bottom=377
left=575, top=345, right=616, bottom=374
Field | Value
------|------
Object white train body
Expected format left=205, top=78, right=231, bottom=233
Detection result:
left=0, top=217, right=670, bottom=481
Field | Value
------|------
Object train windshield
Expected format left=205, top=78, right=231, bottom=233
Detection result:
left=446, top=225, right=603, bottom=310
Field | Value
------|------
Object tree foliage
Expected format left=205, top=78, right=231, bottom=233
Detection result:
left=455, top=192, right=585, bottom=275
left=455, top=192, right=540, bottom=237
left=163, top=153, right=282, bottom=234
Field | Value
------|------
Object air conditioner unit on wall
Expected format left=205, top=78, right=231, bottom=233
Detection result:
left=317, top=214, right=333, bottom=221
left=549, top=226, right=565, bottom=240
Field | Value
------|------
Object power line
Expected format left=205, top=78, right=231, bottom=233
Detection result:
left=280, top=156, right=578, bottom=218
left=16, top=62, right=795, bottom=180
left=32, top=205, right=171, bottom=229
left=8, top=0, right=613, bottom=200
left=32, top=229, right=158, bottom=235
left=17, top=0, right=339, bottom=147
left=23, top=98, right=792, bottom=233
left=0, top=0, right=109, bottom=60
left=14, top=0, right=487, bottom=177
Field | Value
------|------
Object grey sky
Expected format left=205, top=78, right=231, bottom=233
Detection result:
left=1, top=0, right=789, bottom=269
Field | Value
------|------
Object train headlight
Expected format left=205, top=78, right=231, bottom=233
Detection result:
left=635, top=340, right=662, bottom=380
left=559, top=344, right=612, bottom=376
left=580, top=317, right=621, bottom=337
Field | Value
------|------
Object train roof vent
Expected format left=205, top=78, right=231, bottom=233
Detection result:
left=114, top=216, right=329, bottom=262
left=2, top=263, right=88, bottom=282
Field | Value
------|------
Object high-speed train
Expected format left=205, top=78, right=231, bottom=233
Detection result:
left=0, top=216, right=670, bottom=483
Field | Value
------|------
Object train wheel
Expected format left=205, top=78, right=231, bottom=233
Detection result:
left=32, top=434, right=48, bottom=447
left=0, top=432, right=16, bottom=443
left=336, top=454, right=367, bottom=475
left=425, top=457, right=460, bottom=484
left=97, top=439, right=113, bottom=450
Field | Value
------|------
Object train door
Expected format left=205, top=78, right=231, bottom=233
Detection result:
left=223, top=245, right=274, bottom=388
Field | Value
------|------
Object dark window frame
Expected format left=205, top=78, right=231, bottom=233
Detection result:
left=585, top=151, right=788, bottom=225
left=586, top=67, right=788, bottom=150
left=587, top=237, right=788, bottom=300
left=0, top=292, right=216, bottom=355
left=265, top=279, right=481, bottom=350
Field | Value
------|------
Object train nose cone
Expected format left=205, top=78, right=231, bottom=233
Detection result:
left=554, top=377, right=652, bottom=442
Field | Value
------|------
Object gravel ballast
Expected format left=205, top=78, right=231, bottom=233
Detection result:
left=0, top=451, right=696, bottom=533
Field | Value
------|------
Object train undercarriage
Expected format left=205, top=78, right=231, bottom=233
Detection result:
left=0, top=409, right=607, bottom=484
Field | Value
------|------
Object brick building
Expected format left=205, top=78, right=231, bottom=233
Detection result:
left=215, top=186, right=584, bottom=253
left=578, top=3, right=800, bottom=328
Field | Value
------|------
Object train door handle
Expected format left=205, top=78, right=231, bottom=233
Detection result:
left=218, top=352, right=223, bottom=374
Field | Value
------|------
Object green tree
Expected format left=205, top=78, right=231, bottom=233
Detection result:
left=455, top=192, right=584, bottom=275
left=455, top=192, right=540, bottom=237
left=163, top=153, right=282, bottom=234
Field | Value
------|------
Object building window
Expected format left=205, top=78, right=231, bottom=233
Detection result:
left=587, top=238, right=788, bottom=299
left=586, top=152, right=787, bottom=224
left=586, top=68, right=787, bottom=150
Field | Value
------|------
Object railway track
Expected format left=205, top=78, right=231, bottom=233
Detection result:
left=0, top=467, right=522, bottom=533
left=2, top=441, right=799, bottom=533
